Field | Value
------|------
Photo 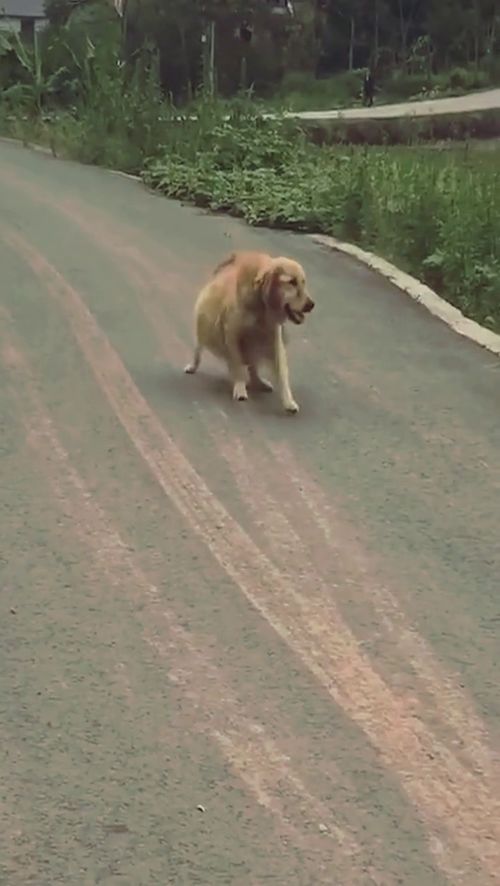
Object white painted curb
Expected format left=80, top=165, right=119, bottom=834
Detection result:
left=311, top=233, right=500, bottom=357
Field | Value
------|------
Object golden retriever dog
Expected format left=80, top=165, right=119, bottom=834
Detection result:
left=184, top=250, right=315, bottom=414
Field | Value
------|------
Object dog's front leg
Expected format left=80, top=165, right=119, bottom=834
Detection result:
left=273, top=325, right=299, bottom=414
left=184, top=344, right=203, bottom=375
left=225, top=329, right=249, bottom=402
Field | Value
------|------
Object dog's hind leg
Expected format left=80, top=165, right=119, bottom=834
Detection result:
left=249, top=364, right=273, bottom=392
left=184, top=344, right=203, bottom=374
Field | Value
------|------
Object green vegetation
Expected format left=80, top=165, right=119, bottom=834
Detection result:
left=0, top=0, right=499, bottom=330
left=268, top=66, right=496, bottom=114
left=2, top=0, right=500, bottom=111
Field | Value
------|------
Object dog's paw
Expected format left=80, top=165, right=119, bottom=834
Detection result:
left=284, top=399, right=300, bottom=415
left=184, top=363, right=197, bottom=374
left=233, top=382, right=248, bottom=402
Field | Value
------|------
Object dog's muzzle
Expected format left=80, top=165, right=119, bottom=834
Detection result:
left=285, top=304, right=305, bottom=324
left=285, top=296, right=315, bottom=325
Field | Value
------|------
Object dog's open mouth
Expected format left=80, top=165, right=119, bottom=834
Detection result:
left=285, top=304, right=305, bottom=325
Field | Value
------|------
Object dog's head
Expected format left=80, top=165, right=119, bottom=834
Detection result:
left=255, top=257, right=314, bottom=325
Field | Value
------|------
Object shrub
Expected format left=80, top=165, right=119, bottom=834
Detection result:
left=385, top=71, right=432, bottom=100
left=381, top=65, right=493, bottom=103
left=272, top=69, right=364, bottom=111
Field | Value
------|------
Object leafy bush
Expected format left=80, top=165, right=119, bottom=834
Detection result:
left=383, top=65, right=492, bottom=103
left=0, top=28, right=167, bottom=172
left=386, top=71, right=432, bottom=100
left=271, top=69, right=365, bottom=111
left=37, top=1, right=122, bottom=104
left=0, top=30, right=66, bottom=115
left=445, top=66, right=489, bottom=93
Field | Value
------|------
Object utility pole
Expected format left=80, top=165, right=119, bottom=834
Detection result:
left=209, top=19, right=215, bottom=94
left=202, top=19, right=216, bottom=95
left=239, top=20, right=253, bottom=92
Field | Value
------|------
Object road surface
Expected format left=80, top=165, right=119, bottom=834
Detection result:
left=285, top=86, right=500, bottom=121
left=1, top=140, right=500, bottom=886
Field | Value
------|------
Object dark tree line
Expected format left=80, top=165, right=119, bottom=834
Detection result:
left=317, top=0, right=498, bottom=73
left=41, top=0, right=500, bottom=100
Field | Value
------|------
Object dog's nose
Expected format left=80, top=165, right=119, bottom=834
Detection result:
left=303, top=297, right=315, bottom=313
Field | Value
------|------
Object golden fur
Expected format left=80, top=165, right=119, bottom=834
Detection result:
left=184, top=250, right=315, bottom=414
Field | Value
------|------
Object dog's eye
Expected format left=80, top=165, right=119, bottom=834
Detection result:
left=290, top=276, right=297, bottom=286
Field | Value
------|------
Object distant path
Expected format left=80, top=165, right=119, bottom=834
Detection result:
left=282, top=86, right=500, bottom=121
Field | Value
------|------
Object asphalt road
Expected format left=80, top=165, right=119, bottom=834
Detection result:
left=286, top=86, right=500, bottom=121
left=1, top=140, right=500, bottom=886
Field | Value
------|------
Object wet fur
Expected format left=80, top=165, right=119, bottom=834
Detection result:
left=184, top=250, right=315, bottom=414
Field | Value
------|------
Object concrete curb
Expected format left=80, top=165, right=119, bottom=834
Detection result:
left=109, top=169, right=141, bottom=182
left=311, top=233, right=500, bottom=357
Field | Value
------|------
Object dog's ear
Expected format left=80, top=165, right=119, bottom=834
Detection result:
left=255, top=261, right=285, bottom=312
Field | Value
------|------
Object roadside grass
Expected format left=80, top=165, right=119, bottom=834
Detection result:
left=268, top=70, right=365, bottom=111
left=1, top=94, right=499, bottom=331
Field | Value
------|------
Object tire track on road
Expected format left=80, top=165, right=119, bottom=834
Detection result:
left=207, top=424, right=499, bottom=882
left=2, top=166, right=499, bottom=876
left=0, top=313, right=367, bottom=884
left=65, top=192, right=495, bottom=793
left=2, top=167, right=496, bottom=767
left=3, top=225, right=500, bottom=884
left=269, top=441, right=500, bottom=773
left=211, top=423, right=497, bottom=780
left=53, top=184, right=498, bottom=779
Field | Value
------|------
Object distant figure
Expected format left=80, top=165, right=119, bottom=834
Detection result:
left=363, top=70, right=375, bottom=107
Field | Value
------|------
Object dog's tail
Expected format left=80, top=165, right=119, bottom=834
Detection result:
left=212, top=252, right=236, bottom=277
